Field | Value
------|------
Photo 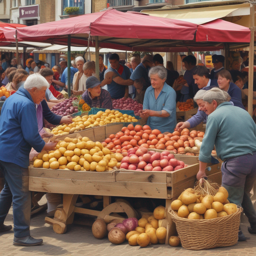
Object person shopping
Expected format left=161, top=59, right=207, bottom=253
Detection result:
left=141, top=66, right=176, bottom=133
left=196, top=87, right=256, bottom=241
left=0, top=74, right=57, bottom=246
left=82, top=76, right=112, bottom=109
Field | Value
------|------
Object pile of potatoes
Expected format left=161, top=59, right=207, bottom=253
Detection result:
left=33, top=136, right=123, bottom=172
left=171, top=187, right=238, bottom=219
left=51, top=110, right=138, bottom=136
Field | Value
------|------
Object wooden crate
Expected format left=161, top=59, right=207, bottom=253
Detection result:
left=176, top=108, right=198, bottom=121
left=28, top=168, right=116, bottom=195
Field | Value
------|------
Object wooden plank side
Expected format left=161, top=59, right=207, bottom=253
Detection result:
left=29, top=177, right=167, bottom=198
left=105, top=123, right=123, bottom=138
left=116, top=171, right=166, bottom=183
left=29, top=168, right=116, bottom=182
left=171, top=176, right=196, bottom=199
left=171, top=162, right=221, bottom=185
left=93, top=126, right=106, bottom=142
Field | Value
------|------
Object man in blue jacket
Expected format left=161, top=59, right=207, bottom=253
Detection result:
left=0, top=74, right=57, bottom=246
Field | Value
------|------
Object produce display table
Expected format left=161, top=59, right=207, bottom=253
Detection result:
left=176, top=108, right=197, bottom=121
left=27, top=157, right=222, bottom=236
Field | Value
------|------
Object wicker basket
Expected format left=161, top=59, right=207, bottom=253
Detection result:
left=169, top=207, right=243, bottom=250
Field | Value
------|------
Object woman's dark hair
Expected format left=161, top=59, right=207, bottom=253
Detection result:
left=193, top=65, right=210, bottom=78
left=99, top=54, right=104, bottom=60
left=182, top=55, right=196, bottom=66
left=39, top=67, right=54, bottom=77
left=109, top=53, right=119, bottom=61
left=217, top=69, right=232, bottom=81
left=8, top=70, right=16, bottom=82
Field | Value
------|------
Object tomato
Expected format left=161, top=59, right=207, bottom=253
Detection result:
left=142, top=133, right=149, bottom=140
left=130, top=131, right=136, bottom=136
left=147, top=140, right=152, bottom=145
left=130, top=139, right=137, bottom=147
left=149, top=134, right=156, bottom=140
left=116, top=132, right=124, bottom=138
left=124, top=130, right=130, bottom=136
left=107, top=142, right=115, bottom=149
left=149, top=145, right=155, bottom=148
left=157, top=134, right=164, bottom=139
left=144, top=129, right=152, bottom=135
left=105, top=138, right=111, bottom=143
left=127, top=124, right=134, bottom=131
left=136, top=131, right=143, bottom=137
left=134, top=135, right=141, bottom=141
left=152, top=129, right=161, bottom=136
left=115, top=145, right=121, bottom=149
left=167, top=145, right=175, bottom=150
left=172, top=131, right=180, bottom=136
left=121, top=127, right=126, bottom=132
left=159, top=138, right=167, bottom=144
left=109, top=134, right=115, bottom=139
left=102, top=142, right=107, bottom=147
left=135, top=125, right=142, bottom=132
left=126, top=144, right=133, bottom=150
left=114, top=139, right=121, bottom=145
left=120, top=136, right=129, bottom=143
left=157, top=143, right=165, bottom=150
left=151, top=139, right=158, bottom=145
left=141, top=143, right=149, bottom=148
left=165, top=141, right=174, bottom=146
left=143, top=125, right=151, bottom=130
left=122, top=141, right=129, bottom=147
left=116, top=149, right=122, bottom=153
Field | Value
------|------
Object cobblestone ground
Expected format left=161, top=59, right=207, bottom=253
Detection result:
left=1, top=202, right=256, bottom=256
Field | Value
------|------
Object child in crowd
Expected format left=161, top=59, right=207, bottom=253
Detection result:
left=133, top=78, right=145, bottom=104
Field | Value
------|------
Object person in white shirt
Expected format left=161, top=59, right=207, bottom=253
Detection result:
left=72, top=56, right=87, bottom=96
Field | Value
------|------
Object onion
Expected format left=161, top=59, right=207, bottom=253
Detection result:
left=160, top=159, right=168, bottom=168
left=169, top=159, right=179, bottom=167
left=138, top=161, right=147, bottom=170
left=129, top=155, right=139, bottom=164
left=115, top=223, right=128, bottom=234
left=144, top=164, right=153, bottom=172
left=163, top=166, right=174, bottom=172
left=120, top=162, right=129, bottom=169
left=152, top=166, right=162, bottom=172
left=121, top=156, right=130, bottom=163
left=128, top=164, right=137, bottom=170
left=142, top=153, right=151, bottom=163
left=122, top=218, right=138, bottom=232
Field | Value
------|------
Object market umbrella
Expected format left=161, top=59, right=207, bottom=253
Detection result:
left=0, top=23, right=26, bottom=41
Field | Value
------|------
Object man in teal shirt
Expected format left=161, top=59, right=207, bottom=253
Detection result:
left=197, top=87, right=256, bottom=241
left=141, top=66, right=176, bottom=133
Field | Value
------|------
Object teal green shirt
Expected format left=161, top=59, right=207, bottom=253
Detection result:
left=199, top=102, right=256, bottom=163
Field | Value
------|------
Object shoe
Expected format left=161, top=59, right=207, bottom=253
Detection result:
left=238, top=230, right=247, bottom=241
left=248, top=226, right=256, bottom=234
left=0, top=224, right=12, bottom=233
left=13, top=235, right=43, bottom=246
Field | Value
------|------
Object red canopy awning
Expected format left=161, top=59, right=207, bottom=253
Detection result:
left=3, top=9, right=197, bottom=48
left=196, top=19, right=250, bottom=43
left=0, top=23, right=26, bottom=41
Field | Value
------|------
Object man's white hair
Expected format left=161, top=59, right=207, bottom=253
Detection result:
left=24, top=73, right=49, bottom=90
left=193, top=89, right=207, bottom=101
left=75, top=56, right=84, bottom=64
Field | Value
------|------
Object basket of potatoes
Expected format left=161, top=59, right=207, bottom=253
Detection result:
left=169, top=185, right=242, bottom=250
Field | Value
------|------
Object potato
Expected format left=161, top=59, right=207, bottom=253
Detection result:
left=49, top=157, right=57, bottom=164
left=146, top=227, right=158, bottom=244
left=126, top=231, right=139, bottom=240
left=181, top=191, right=199, bottom=205
left=59, top=165, right=67, bottom=170
left=79, top=158, right=85, bottom=166
left=217, top=211, right=228, bottom=217
left=156, top=227, right=167, bottom=240
left=204, top=209, right=217, bottom=219
left=193, top=203, right=206, bottom=215
left=83, top=161, right=90, bottom=171
left=82, top=137, right=90, bottom=142
left=178, top=205, right=189, bottom=218
left=219, top=187, right=229, bottom=198
left=95, top=141, right=103, bottom=149
left=92, top=154, right=102, bottom=162
left=67, top=162, right=77, bottom=170
left=135, top=227, right=144, bottom=233
left=67, top=142, right=76, bottom=150
left=59, top=147, right=66, bottom=155
left=171, top=200, right=183, bottom=211
left=102, top=148, right=111, bottom=155
left=34, top=159, right=43, bottom=168
left=108, top=227, right=125, bottom=245
left=150, top=218, right=158, bottom=229
left=54, top=150, right=62, bottom=159
left=90, top=148, right=97, bottom=155
left=145, top=223, right=153, bottom=231
left=138, top=218, right=148, bottom=228
left=73, top=148, right=81, bottom=156
left=188, top=212, right=200, bottom=219
left=50, top=161, right=59, bottom=170
left=64, top=150, right=74, bottom=157
left=81, top=149, right=89, bottom=155
left=153, top=206, right=166, bottom=220
left=188, top=203, right=196, bottom=213
left=76, top=142, right=85, bottom=149
left=201, top=195, right=214, bottom=209
left=49, top=152, right=55, bottom=158
left=42, top=154, right=49, bottom=162
left=128, top=234, right=139, bottom=246
left=92, top=219, right=107, bottom=239
left=43, top=162, right=50, bottom=169
left=74, top=165, right=81, bottom=171
left=108, top=160, right=117, bottom=168
left=71, top=155, right=80, bottom=163
left=212, top=202, right=224, bottom=213
left=223, top=203, right=237, bottom=215
left=87, top=141, right=95, bottom=149
left=90, top=162, right=97, bottom=171
left=214, top=192, right=228, bottom=204
left=60, top=141, right=68, bottom=148
left=137, top=233, right=150, bottom=247
left=96, top=165, right=105, bottom=172
left=84, top=154, right=92, bottom=163
left=169, top=236, right=180, bottom=247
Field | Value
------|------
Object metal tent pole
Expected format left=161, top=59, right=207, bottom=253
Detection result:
left=67, top=35, right=71, bottom=98
left=95, top=36, right=100, bottom=80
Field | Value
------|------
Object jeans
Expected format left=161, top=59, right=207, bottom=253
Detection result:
left=221, top=152, right=256, bottom=227
left=0, top=160, right=31, bottom=238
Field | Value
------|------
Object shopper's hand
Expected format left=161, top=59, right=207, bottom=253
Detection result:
left=43, top=141, right=58, bottom=151
left=60, top=115, right=73, bottom=124
left=176, top=121, right=190, bottom=132
left=196, top=170, right=207, bottom=181
left=141, top=109, right=151, bottom=119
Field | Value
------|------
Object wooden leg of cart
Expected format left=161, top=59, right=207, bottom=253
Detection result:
left=45, top=194, right=78, bottom=234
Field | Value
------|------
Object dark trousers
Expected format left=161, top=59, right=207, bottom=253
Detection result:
left=0, top=160, right=31, bottom=238
left=222, top=152, right=256, bottom=227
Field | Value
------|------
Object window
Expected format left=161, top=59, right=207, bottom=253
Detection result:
left=63, top=0, right=84, bottom=15
left=107, top=0, right=133, bottom=7
left=185, top=0, right=211, bottom=3
left=26, top=0, right=36, bottom=5
left=149, top=0, right=165, bottom=3
left=12, top=0, right=18, bottom=7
